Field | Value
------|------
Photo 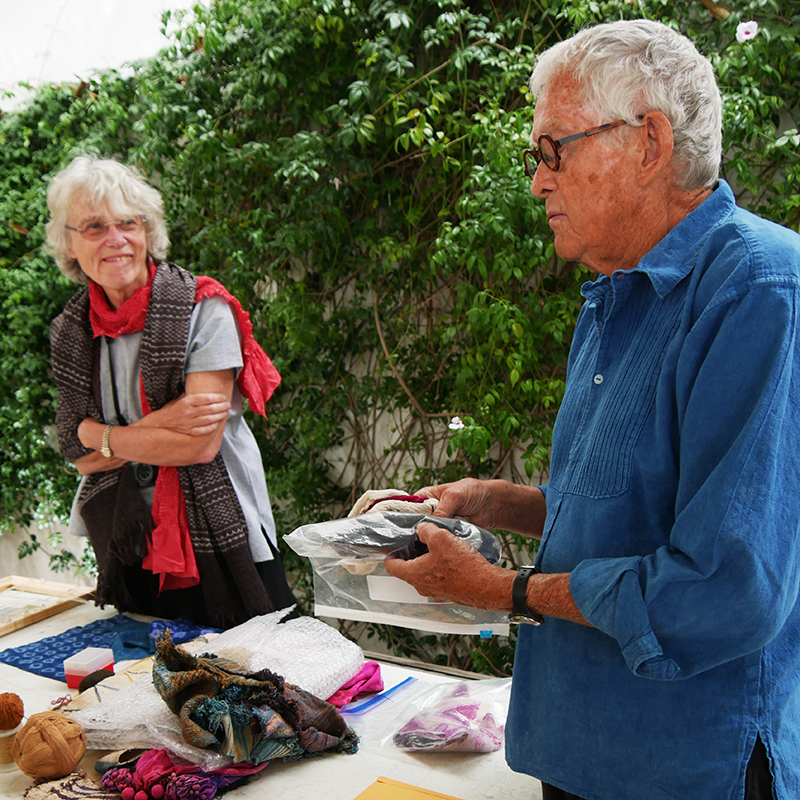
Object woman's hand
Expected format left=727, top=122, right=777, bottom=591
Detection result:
left=73, top=369, right=235, bottom=467
left=135, top=392, right=230, bottom=436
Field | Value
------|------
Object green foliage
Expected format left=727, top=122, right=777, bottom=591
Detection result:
left=0, top=0, right=797, bottom=670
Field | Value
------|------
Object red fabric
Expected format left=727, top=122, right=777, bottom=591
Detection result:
left=88, top=262, right=154, bottom=337
left=326, top=661, right=384, bottom=707
left=139, top=389, right=198, bottom=592
left=88, top=262, right=281, bottom=593
left=365, top=494, right=428, bottom=513
left=195, top=276, right=281, bottom=414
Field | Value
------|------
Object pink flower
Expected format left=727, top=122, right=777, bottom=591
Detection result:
left=735, top=21, right=758, bottom=42
left=448, top=416, right=465, bottom=430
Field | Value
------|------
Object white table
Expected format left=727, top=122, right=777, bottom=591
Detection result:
left=0, top=603, right=543, bottom=800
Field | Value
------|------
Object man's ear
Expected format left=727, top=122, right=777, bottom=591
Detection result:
left=637, top=110, right=674, bottom=186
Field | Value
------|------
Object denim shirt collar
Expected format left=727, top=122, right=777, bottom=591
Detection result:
left=582, top=180, right=735, bottom=304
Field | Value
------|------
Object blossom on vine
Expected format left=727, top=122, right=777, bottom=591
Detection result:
left=448, top=416, right=465, bottom=430
left=735, top=21, right=758, bottom=42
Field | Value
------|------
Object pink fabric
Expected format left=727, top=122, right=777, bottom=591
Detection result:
left=326, top=661, right=384, bottom=707
left=364, top=494, right=427, bottom=512
left=133, top=748, right=267, bottom=791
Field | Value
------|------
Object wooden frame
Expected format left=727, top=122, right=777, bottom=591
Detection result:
left=0, top=575, right=95, bottom=637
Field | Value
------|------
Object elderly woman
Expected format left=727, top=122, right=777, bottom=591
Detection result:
left=47, top=156, right=295, bottom=629
left=385, top=19, right=800, bottom=800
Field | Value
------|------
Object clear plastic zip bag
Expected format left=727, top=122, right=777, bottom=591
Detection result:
left=341, top=675, right=512, bottom=753
left=283, top=512, right=510, bottom=636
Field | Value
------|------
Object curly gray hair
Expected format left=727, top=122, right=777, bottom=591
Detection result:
left=46, top=156, right=170, bottom=283
left=529, top=19, right=722, bottom=191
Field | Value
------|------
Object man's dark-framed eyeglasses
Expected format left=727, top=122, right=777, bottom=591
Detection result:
left=65, top=216, right=147, bottom=240
left=523, top=120, right=627, bottom=176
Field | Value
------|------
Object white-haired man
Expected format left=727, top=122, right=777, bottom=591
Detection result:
left=386, top=19, right=800, bottom=800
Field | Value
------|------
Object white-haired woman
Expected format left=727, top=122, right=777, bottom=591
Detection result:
left=48, top=155, right=296, bottom=628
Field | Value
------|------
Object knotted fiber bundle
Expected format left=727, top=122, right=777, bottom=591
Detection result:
left=11, top=711, right=86, bottom=781
left=0, top=692, right=24, bottom=731
left=0, top=692, right=25, bottom=766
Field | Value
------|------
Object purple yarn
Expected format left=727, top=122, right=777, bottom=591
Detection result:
left=164, top=774, right=217, bottom=800
left=101, top=767, right=136, bottom=792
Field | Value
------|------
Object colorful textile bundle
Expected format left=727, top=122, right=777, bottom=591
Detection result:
left=152, top=633, right=358, bottom=765
left=100, top=748, right=264, bottom=800
left=392, top=682, right=504, bottom=753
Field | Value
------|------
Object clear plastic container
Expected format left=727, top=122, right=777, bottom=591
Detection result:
left=63, top=647, right=114, bottom=689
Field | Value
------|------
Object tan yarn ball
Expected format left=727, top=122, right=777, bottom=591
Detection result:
left=11, top=711, right=86, bottom=780
left=0, top=692, right=24, bottom=730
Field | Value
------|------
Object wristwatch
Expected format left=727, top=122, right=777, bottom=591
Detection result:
left=100, top=424, right=114, bottom=458
left=508, top=565, right=545, bottom=625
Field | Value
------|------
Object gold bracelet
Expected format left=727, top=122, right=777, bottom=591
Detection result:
left=100, top=424, right=114, bottom=458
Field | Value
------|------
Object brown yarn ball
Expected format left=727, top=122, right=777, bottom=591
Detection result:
left=0, top=692, right=24, bottom=730
left=10, top=711, right=86, bottom=780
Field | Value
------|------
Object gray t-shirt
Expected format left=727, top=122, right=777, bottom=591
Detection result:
left=67, top=295, right=276, bottom=562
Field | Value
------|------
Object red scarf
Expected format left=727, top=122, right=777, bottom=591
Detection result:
left=89, top=262, right=281, bottom=591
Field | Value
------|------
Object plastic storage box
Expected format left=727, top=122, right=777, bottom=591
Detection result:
left=63, top=647, right=114, bottom=689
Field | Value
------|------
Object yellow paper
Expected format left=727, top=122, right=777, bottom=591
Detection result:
left=353, top=776, right=467, bottom=800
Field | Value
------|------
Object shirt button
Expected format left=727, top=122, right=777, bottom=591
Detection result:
left=593, top=374, right=604, bottom=385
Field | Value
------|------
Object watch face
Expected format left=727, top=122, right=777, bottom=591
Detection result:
left=508, top=613, right=543, bottom=626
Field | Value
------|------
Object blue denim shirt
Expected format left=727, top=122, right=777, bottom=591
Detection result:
left=506, top=181, right=800, bottom=799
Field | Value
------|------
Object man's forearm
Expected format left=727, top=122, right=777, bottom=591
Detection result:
left=485, top=567, right=590, bottom=626
left=489, top=481, right=548, bottom=538
left=528, top=572, right=591, bottom=626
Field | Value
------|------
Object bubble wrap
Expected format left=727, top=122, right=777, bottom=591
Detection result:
left=198, top=612, right=364, bottom=700
left=68, top=609, right=364, bottom=767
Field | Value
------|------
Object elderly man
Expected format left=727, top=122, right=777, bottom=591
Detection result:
left=385, top=19, right=800, bottom=800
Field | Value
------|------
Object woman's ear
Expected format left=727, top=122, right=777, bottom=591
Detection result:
left=637, top=110, right=674, bottom=186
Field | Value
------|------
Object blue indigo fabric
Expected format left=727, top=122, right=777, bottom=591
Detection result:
left=0, top=614, right=152, bottom=680
left=0, top=614, right=220, bottom=681
left=506, top=181, right=800, bottom=800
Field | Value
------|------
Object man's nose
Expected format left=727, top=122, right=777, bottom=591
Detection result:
left=531, top=161, right=553, bottom=198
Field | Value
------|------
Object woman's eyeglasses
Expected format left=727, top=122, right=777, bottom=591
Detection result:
left=523, top=120, right=627, bottom=176
left=65, top=217, right=147, bottom=240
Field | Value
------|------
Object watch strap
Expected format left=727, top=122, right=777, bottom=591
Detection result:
left=101, top=424, right=114, bottom=458
left=509, top=565, right=544, bottom=625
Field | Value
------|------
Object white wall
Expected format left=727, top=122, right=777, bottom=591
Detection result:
left=0, top=522, right=93, bottom=587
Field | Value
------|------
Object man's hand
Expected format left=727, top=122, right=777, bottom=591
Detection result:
left=417, top=478, right=547, bottom=538
left=416, top=478, right=501, bottom=529
left=385, top=516, right=591, bottom=626
left=384, top=521, right=514, bottom=610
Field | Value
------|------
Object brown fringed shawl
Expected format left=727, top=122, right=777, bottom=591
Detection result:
left=50, top=262, right=276, bottom=628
